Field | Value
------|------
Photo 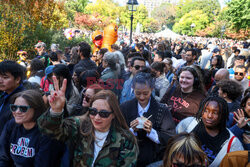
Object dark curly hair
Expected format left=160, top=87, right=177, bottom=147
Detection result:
left=217, top=79, right=243, bottom=101
left=196, top=95, right=229, bottom=132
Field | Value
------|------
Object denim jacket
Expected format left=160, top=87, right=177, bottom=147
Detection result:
left=120, top=78, right=134, bottom=104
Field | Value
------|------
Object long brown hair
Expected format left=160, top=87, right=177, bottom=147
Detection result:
left=80, top=90, right=137, bottom=145
left=91, top=90, right=129, bottom=130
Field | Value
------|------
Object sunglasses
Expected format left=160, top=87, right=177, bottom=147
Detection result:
left=172, top=163, right=205, bottom=167
left=82, top=93, right=91, bottom=103
left=133, top=65, right=145, bottom=70
left=10, top=104, right=30, bottom=113
left=234, top=72, right=244, bottom=76
left=88, top=107, right=113, bottom=118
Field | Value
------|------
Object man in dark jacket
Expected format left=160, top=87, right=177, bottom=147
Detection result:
left=0, top=61, right=25, bottom=134
left=74, top=41, right=97, bottom=71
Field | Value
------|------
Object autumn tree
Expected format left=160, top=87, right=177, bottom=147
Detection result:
left=75, top=13, right=110, bottom=31
left=65, top=0, right=89, bottom=21
left=0, top=0, right=68, bottom=60
left=151, top=2, right=176, bottom=29
left=81, top=0, right=157, bottom=32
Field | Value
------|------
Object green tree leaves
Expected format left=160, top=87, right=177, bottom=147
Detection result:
left=224, top=0, right=250, bottom=31
left=173, top=10, right=209, bottom=35
left=173, top=0, right=220, bottom=35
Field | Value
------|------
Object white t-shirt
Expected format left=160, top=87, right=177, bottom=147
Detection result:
left=92, top=130, right=109, bottom=166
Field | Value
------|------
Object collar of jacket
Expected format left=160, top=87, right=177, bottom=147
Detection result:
left=101, top=67, right=112, bottom=75
left=2, top=83, right=24, bottom=99
left=102, top=123, right=117, bottom=147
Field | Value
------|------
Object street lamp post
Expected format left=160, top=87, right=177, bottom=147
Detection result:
left=116, top=17, right=120, bottom=26
left=221, top=25, right=226, bottom=39
left=127, top=0, right=138, bottom=45
left=162, top=25, right=166, bottom=31
left=190, top=23, right=196, bottom=36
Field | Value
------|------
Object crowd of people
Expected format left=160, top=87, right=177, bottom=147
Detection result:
left=0, top=35, right=249, bottom=167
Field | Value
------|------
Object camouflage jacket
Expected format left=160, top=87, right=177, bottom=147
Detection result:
left=37, top=111, right=138, bottom=167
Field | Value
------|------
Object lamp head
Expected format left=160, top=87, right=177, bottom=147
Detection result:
left=127, top=0, right=138, bottom=11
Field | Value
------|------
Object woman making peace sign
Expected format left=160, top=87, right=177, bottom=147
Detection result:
left=38, top=76, right=138, bottom=167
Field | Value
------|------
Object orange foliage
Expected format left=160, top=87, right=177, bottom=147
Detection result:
left=0, top=0, right=66, bottom=59
left=225, top=29, right=249, bottom=40
left=75, top=13, right=110, bottom=31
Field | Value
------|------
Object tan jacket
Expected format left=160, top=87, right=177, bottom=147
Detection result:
left=220, top=151, right=249, bottom=167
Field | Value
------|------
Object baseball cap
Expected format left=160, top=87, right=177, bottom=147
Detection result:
left=44, top=65, right=54, bottom=80
left=120, top=40, right=125, bottom=45
left=212, top=48, right=220, bottom=53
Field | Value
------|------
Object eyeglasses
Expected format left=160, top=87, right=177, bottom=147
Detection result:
left=36, top=46, right=41, bottom=49
left=172, top=163, right=205, bottom=167
left=10, top=104, right=30, bottom=113
left=88, top=107, right=113, bottom=118
left=133, top=65, right=145, bottom=70
left=82, top=93, right=91, bottom=103
left=234, top=72, right=244, bottom=76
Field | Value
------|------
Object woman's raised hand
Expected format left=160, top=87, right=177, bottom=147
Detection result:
left=48, top=76, right=67, bottom=113
left=234, top=109, right=250, bottom=129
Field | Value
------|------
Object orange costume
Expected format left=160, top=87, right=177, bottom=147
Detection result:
left=92, top=23, right=118, bottom=54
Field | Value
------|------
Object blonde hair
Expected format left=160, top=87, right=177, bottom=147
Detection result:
left=163, top=133, right=208, bottom=167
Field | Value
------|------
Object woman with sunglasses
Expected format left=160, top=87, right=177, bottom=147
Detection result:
left=82, top=84, right=103, bottom=108
left=162, top=133, right=208, bottom=167
left=38, top=76, right=138, bottom=167
left=0, top=89, right=64, bottom=167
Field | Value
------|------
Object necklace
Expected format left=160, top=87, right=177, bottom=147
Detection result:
left=94, top=130, right=109, bottom=148
left=95, top=134, right=108, bottom=141
left=95, top=140, right=104, bottom=148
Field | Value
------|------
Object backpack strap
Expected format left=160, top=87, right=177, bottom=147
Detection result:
left=210, top=133, right=235, bottom=167
left=186, top=118, right=198, bottom=133
left=227, top=136, right=236, bottom=153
